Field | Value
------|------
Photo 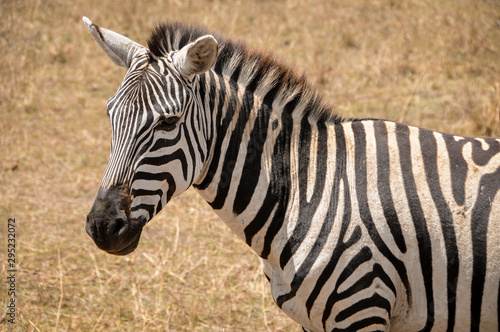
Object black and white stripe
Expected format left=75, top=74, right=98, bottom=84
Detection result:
left=92, top=21, right=500, bottom=331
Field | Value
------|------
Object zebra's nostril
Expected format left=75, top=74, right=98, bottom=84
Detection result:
left=111, top=214, right=128, bottom=237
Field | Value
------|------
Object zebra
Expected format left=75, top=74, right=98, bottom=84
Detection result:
left=83, top=17, right=500, bottom=331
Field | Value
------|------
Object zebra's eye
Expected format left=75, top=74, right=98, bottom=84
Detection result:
left=155, top=116, right=179, bottom=131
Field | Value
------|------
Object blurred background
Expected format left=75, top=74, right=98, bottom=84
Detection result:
left=1, top=0, right=499, bottom=330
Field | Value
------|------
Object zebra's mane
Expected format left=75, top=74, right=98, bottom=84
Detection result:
left=147, top=22, right=343, bottom=123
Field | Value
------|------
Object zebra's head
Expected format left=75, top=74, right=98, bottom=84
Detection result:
left=83, top=18, right=218, bottom=255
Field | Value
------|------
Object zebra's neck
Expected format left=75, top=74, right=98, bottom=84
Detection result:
left=192, top=64, right=337, bottom=260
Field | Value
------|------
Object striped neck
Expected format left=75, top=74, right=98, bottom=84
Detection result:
left=191, top=68, right=339, bottom=260
left=192, top=68, right=292, bottom=253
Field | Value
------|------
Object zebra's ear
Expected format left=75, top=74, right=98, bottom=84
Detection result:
left=83, top=17, right=147, bottom=69
left=173, top=35, right=219, bottom=79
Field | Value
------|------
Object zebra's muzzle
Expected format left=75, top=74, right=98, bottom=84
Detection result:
left=86, top=185, right=146, bottom=255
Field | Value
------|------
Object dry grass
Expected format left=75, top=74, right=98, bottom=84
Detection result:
left=1, top=0, right=499, bottom=331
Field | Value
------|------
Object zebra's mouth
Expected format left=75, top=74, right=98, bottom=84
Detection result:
left=103, top=228, right=143, bottom=255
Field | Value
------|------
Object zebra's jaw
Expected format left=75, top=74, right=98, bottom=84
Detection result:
left=86, top=185, right=146, bottom=255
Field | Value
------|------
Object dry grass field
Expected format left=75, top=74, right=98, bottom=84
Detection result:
left=1, top=0, right=499, bottom=331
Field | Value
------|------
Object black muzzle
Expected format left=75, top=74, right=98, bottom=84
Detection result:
left=86, top=185, right=145, bottom=255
